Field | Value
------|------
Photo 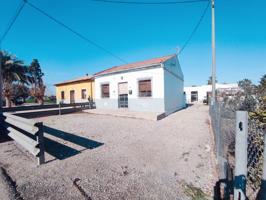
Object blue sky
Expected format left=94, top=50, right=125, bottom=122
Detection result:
left=1, top=0, right=265, bottom=95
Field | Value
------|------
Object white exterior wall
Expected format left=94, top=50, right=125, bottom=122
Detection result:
left=163, top=56, right=185, bottom=114
left=184, top=83, right=238, bottom=103
left=95, top=67, right=165, bottom=113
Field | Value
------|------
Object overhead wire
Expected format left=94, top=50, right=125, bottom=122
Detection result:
left=1, top=0, right=210, bottom=60
left=178, top=1, right=210, bottom=55
left=90, top=0, right=209, bottom=5
left=0, top=0, right=26, bottom=47
left=24, top=0, right=128, bottom=64
left=90, top=0, right=210, bottom=55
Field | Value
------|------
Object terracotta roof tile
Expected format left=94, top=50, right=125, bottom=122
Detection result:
left=94, top=54, right=175, bottom=76
left=55, top=75, right=93, bottom=86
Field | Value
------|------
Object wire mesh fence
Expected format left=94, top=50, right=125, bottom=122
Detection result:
left=247, top=118, right=265, bottom=199
left=209, top=100, right=266, bottom=200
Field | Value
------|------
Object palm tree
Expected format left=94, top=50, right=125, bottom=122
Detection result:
left=1, top=51, right=28, bottom=107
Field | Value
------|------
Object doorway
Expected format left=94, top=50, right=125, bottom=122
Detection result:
left=70, top=90, right=75, bottom=104
left=118, top=82, right=128, bottom=108
left=191, top=91, right=198, bottom=102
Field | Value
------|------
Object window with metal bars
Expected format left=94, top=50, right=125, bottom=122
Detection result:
left=138, top=79, right=152, bottom=97
left=81, top=89, right=87, bottom=99
left=61, top=91, right=65, bottom=100
left=101, top=84, right=110, bottom=98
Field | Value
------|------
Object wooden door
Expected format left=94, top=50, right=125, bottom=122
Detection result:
left=70, top=90, right=75, bottom=104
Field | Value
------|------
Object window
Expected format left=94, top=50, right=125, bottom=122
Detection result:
left=81, top=89, right=87, bottom=99
left=61, top=91, right=65, bottom=100
left=139, top=79, right=152, bottom=97
left=101, top=84, right=110, bottom=98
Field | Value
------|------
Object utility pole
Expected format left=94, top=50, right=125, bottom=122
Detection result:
left=211, top=0, right=216, bottom=105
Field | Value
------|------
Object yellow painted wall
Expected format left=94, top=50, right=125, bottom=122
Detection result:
left=55, top=80, right=95, bottom=103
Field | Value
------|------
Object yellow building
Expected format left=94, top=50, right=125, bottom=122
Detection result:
left=55, top=75, right=95, bottom=104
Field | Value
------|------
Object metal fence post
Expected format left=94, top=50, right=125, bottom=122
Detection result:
left=59, top=101, right=61, bottom=115
left=234, top=111, right=248, bottom=200
left=36, top=122, right=45, bottom=165
left=257, top=131, right=266, bottom=200
left=216, top=102, right=220, bottom=161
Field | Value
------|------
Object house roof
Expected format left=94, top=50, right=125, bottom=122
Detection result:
left=54, top=75, right=93, bottom=86
left=94, top=54, right=176, bottom=77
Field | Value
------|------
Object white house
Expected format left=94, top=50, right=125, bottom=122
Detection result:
left=94, top=54, right=185, bottom=115
left=184, top=83, right=239, bottom=103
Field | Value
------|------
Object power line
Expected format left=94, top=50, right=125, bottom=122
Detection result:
left=24, top=0, right=127, bottom=64
left=0, top=1, right=26, bottom=46
left=178, top=1, right=210, bottom=55
left=91, top=0, right=209, bottom=5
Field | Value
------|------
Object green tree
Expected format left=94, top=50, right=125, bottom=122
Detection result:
left=257, top=74, right=266, bottom=110
left=238, top=79, right=256, bottom=95
left=11, top=83, right=30, bottom=102
left=238, top=79, right=257, bottom=111
left=1, top=51, right=28, bottom=107
left=207, top=76, right=217, bottom=85
left=28, top=59, right=45, bottom=105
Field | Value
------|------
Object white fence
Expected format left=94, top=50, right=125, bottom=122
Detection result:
left=3, top=113, right=45, bottom=165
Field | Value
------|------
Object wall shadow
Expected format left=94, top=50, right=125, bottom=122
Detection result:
left=43, top=126, right=104, bottom=161
left=186, top=103, right=194, bottom=107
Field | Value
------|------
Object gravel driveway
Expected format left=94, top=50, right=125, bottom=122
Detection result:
left=0, top=104, right=216, bottom=200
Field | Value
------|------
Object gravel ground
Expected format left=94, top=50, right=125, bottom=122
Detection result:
left=0, top=104, right=217, bottom=200
left=0, top=170, right=10, bottom=200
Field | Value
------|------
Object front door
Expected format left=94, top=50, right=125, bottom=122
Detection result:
left=70, top=90, right=75, bottom=104
left=118, top=82, right=128, bottom=108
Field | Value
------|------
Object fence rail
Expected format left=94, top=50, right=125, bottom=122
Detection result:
left=3, top=101, right=95, bottom=113
left=3, top=113, right=45, bottom=165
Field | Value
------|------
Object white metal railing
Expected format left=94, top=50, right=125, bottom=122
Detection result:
left=3, top=113, right=45, bottom=165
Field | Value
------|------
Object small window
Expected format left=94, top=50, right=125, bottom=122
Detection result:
left=81, top=89, right=87, bottom=99
left=101, top=84, right=110, bottom=98
left=61, top=91, right=65, bottom=100
left=139, top=79, right=152, bottom=97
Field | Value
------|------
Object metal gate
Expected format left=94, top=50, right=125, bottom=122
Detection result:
left=118, top=82, right=128, bottom=108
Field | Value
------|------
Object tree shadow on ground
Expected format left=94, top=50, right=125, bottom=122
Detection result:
left=43, top=126, right=104, bottom=161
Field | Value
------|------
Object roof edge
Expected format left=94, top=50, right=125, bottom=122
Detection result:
left=54, top=76, right=94, bottom=86
left=94, top=63, right=162, bottom=78
left=94, top=54, right=176, bottom=77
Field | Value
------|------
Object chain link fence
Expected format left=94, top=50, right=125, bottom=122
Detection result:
left=247, top=117, right=265, bottom=199
left=209, top=101, right=235, bottom=173
left=210, top=100, right=265, bottom=199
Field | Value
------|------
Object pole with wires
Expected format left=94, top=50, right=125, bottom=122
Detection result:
left=0, top=0, right=26, bottom=135
left=211, top=0, right=216, bottom=105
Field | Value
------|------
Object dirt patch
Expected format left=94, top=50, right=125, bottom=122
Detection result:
left=181, top=181, right=210, bottom=200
